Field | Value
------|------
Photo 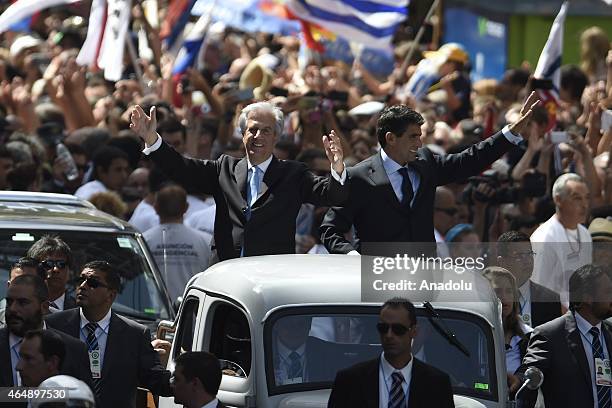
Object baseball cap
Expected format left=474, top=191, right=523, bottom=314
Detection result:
left=423, top=43, right=469, bottom=65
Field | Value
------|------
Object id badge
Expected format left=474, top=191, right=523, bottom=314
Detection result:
left=521, top=313, right=532, bottom=327
left=89, top=350, right=102, bottom=379
left=595, top=358, right=612, bottom=386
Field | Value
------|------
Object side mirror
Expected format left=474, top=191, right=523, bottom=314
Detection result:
left=173, top=296, right=183, bottom=313
left=157, top=319, right=176, bottom=342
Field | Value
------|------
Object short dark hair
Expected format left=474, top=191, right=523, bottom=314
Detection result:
left=12, top=257, right=40, bottom=271
left=381, top=297, right=417, bottom=327
left=92, top=146, right=129, bottom=177
left=497, top=230, right=530, bottom=257
left=82, top=260, right=121, bottom=292
left=561, top=65, right=588, bottom=102
left=27, top=235, right=72, bottom=266
left=23, top=329, right=66, bottom=368
left=155, top=184, right=187, bottom=219
left=569, top=264, right=609, bottom=310
left=376, top=105, right=424, bottom=148
left=10, top=274, right=49, bottom=302
left=175, top=351, right=222, bottom=396
left=157, top=117, right=187, bottom=141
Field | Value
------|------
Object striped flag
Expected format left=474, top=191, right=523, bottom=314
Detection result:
left=76, top=0, right=106, bottom=67
left=0, top=0, right=80, bottom=34
left=533, top=0, right=569, bottom=130
left=285, top=0, right=409, bottom=50
left=97, top=0, right=133, bottom=81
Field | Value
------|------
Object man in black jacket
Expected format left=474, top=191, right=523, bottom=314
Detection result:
left=172, top=351, right=226, bottom=408
left=328, top=297, right=454, bottom=408
left=45, top=261, right=172, bottom=408
left=321, top=93, right=539, bottom=255
left=130, top=102, right=348, bottom=260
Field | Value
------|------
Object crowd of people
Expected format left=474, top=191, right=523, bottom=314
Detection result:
left=0, top=1, right=611, bottom=407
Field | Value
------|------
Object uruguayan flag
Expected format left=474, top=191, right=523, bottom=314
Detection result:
left=533, top=1, right=569, bottom=96
left=286, top=0, right=409, bottom=50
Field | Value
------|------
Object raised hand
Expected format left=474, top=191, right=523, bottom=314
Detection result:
left=508, top=91, right=540, bottom=138
left=322, top=130, right=345, bottom=175
left=130, top=105, right=158, bottom=146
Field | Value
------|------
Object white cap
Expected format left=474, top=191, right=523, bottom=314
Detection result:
left=32, top=375, right=95, bottom=407
left=348, top=101, right=385, bottom=116
left=10, top=35, right=42, bottom=58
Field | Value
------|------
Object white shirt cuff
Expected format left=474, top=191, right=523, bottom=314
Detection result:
left=502, top=125, right=523, bottom=145
left=331, top=166, right=347, bottom=185
left=347, top=250, right=360, bottom=255
left=142, top=135, right=162, bottom=155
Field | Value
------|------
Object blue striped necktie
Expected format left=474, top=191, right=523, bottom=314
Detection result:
left=590, top=327, right=611, bottom=408
left=85, top=322, right=103, bottom=398
left=388, top=371, right=405, bottom=408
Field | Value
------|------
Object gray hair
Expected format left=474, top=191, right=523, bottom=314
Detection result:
left=552, top=173, right=584, bottom=200
left=238, top=102, right=284, bottom=138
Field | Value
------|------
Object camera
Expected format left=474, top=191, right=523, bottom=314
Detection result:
left=463, top=171, right=546, bottom=205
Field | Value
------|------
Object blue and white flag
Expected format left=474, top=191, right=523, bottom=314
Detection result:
left=172, top=2, right=216, bottom=76
left=533, top=0, right=569, bottom=95
left=0, top=0, right=79, bottom=34
left=285, top=0, right=409, bottom=50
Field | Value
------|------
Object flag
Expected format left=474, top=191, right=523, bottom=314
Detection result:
left=285, top=0, right=409, bottom=50
left=401, top=57, right=441, bottom=101
left=76, top=0, right=106, bottom=67
left=0, top=0, right=80, bottom=34
left=97, top=0, right=133, bottom=81
left=161, top=0, right=197, bottom=51
left=533, top=1, right=569, bottom=131
left=171, top=10, right=214, bottom=76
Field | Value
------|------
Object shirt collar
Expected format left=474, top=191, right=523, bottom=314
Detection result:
left=80, top=307, right=112, bottom=333
left=201, top=398, right=218, bottom=408
left=9, top=322, right=46, bottom=346
left=247, top=155, right=273, bottom=174
left=380, top=352, right=413, bottom=383
left=276, top=338, right=306, bottom=360
left=575, top=311, right=602, bottom=336
left=518, top=280, right=531, bottom=300
left=51, top=292, right=65, bottom=309
left=380, top=149, right=403, bottom=175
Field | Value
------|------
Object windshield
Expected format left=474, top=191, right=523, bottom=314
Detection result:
left=0, top=230, right=171, bottom=321
left=265, top=307, right=496, bottom=401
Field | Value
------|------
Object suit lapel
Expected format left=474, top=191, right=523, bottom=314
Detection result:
left=101, top=313, right=126, bottom=379
left=565, top=313, right=593, bottom=390
left=0, top=328, right=13, bottom=386
left=235, top=158, right=249, bottom=202
left=368, top=153, right=406, bottom=213
left=409, top=155, right=428, bottom=208
left=363, top=357, right=380, bottom=408
left=257, top=157, right=282, bottom=206
left=603, top=323, right=612, bottom=362
left=408, top=358, right=426, bottom=406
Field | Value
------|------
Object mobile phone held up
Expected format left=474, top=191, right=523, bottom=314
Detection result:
left=549, top=131, right=569, bottom=144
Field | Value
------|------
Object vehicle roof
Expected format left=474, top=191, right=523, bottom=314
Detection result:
left=192, top=255, right=501, bottom=325
left=0, top=192, right=136, bottom=232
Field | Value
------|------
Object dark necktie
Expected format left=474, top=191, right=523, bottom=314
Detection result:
left=590, top=327, right=611, bottom=408
left=85, top=322, right=102, bottom=398
left=388, top=371, right=405, bottom=408
left=49, top=301, right=59, bottom=310
left=287, top=351, right=302, bottom=379
left=398, top=167, right=414, bottom=207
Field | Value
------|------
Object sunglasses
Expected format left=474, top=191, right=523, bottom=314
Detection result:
left=76, top=276, right=109, bottom=289
left=39, top=259, right=68, bottom=270
left=434, top=207, right=458, bottom=216
left=376, top=322, right=411, bottom=336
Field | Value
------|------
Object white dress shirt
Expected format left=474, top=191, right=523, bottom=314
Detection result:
left=275, top=339, right=307, bottom=385
left=49, top=292, right=66, bottom=312
left=79, top=308, right=112, bottom=371
left=575, top=311, right=610, bottom=408
left=9, top=322, right=47, bottom=385
left=378, top=352, right=413, bottom=408
left=518, top=280, right=532, bottom=326
left=201, top=399, right=219, bottom=408
left=380, top=149, right=420, bottom=207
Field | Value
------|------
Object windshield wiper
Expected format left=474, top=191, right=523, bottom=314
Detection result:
left=423, top=302, right=470, bottom=357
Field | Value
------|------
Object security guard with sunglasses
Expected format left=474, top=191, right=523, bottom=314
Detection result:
left=45, top=260, right=172, bottom=408
left=27, top=235, right=77, bottom=313
left=328, top=297, right=454, bottom=408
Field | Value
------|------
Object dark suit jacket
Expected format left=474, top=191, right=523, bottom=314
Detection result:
left=529, top=281, right=562, bottom=328
left=45, top=308, right=172, bottom=408
left=63, top=293, right=77, bottom=310
left=150, top=142, right=348, bottom=260
left=516, top=312, right=612, bottom=408
left=321, top=131, right=514, bottom=254
left=328, top=357, right=454, bottom=408
left=0, top=326, right=91, bottom=387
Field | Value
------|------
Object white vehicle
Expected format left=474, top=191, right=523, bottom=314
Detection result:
left=158, top=255, right=512, bottom=408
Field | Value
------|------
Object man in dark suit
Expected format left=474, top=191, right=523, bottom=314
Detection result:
left=27, top=235, right=77, bottom=312
left=320, top=93, right=539, bottom=255
left=45, top=260, right=172, bottom=408
left=130, top=102, right=348, bottom=260
left=172, top=351, right=226, bottom=408
left=328, top=297, right=454, bottom=408
left=17, top=329, right=65, bottom=386
left=0, top=274, right=90, bottom=387
left=0, top=257, right=42, bottom=327
left=515, top=264, right=612, bottom=408
left=497, top=231, right=562, bottom=328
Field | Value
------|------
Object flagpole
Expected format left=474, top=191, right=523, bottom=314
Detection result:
left=398, top=0, right=440, bottom=83
left=126, top=31, right=147, bottom=90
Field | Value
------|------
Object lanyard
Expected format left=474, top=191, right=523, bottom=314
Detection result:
left=380, top=359, right=408, bottom=408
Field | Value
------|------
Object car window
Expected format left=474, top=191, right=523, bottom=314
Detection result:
left=0, top=230, right=171, bottom=321
left=173, top=296, right=200, bottom=358
left=208, top=302, right=252, bottom=377
left=265, top=308, right=496, bottom=401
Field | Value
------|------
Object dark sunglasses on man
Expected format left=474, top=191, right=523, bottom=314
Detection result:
left=76, top=275, right=109, bottom=289
left=39, top=259, right=68, bottom=271
left=376, top=322, right=411, bottom=336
